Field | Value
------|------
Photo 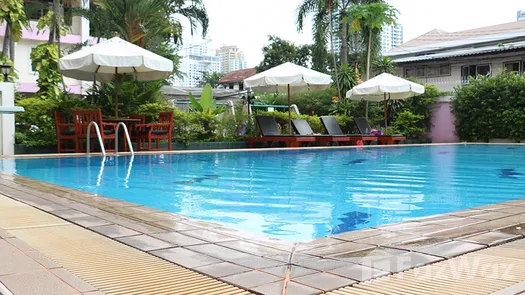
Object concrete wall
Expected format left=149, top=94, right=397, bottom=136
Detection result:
left=430, top=100, right=459, bottom=143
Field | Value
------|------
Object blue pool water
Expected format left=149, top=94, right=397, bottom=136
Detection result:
left=2, top=144, right=525, bottom=241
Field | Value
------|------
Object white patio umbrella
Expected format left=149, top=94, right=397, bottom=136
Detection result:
left=244, top=62, right=332, bottom=133
left=59, top=36, right=173, bottom=117
left=346, top=73, right=424, bottom=132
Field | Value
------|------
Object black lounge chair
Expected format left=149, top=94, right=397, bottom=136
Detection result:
left=320, top=116, right=378, bottom=145
left=354, top=117, right=406, bottom=145
left=292, top=119, right=350, bottom=146
left=246, top=116, right=316, bottom=148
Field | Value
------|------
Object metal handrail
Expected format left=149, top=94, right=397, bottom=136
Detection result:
left=86, top=121, right=106, bottom=156
left=115, top=122, right=134, bottom=155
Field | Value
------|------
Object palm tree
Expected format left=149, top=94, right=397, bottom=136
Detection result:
left=0, top=0, right=28, bottom=63
left=373, top=56, right=397, bottom=74
left=92, top=0, right=208, bottom=47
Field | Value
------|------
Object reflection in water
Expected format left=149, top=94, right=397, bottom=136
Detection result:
left=5, top=145, right=525, bottom=241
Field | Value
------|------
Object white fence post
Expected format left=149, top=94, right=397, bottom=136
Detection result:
left=0, top=83, right=24, bottom=155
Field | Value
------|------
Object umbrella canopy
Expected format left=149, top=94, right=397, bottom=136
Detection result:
left=244, top=62, right=332, bottom=94
left=59, top=37, right=173, bottom=82
left=346, top=73, right=424, bottom=101
left=346, top=73, right=425, bottom=133
left=244, top=62, right=332, bottom=133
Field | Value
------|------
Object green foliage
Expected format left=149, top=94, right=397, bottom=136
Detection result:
left=256, top=35, right=312, bottom=72
left=188, top=84, right=227, bottom=115
left=172, top=109, right=221, bottom=145
left=0, top=56, right=18, bottom=82
left=15, top=97, right=94, bottom=147
left=255, top=111, right=356, bottom=134
left=334, top=63, right=358, bottom=96
left=373, top=56, right=396, bottom=74
left=389, top=111, right=425, bottom=139
left=220, top=102, right=258, bottom=141
left=330, top=98, right=355, bottom=116
left=30, top=43, right=63, bottom=100
left=255, top=92, right=279, bottom=105
left=196, top=72, right=223, bottom=88
left=134, top=103, right=172, bottom=122
left=274, top=88, right=337, bottom=116
left=452, top=72, right=525, bottom=142
left=0, top=0, right=27, bottom=47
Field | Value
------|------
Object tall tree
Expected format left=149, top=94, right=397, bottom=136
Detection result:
left=348, top=2, right=397, bottom=80
left=0, top=0, right=28, bottom=63
left=196, top=72, right=223, bottom=88
left=373, top=56, right=397, bottom=74
left=256, top=35, right=311, bottom=72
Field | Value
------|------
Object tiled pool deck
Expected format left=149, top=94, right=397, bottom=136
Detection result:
left=1, top=145, right=525, bottom=294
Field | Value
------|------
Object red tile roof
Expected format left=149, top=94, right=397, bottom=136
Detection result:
left=219, top=68, right=257, bottom=83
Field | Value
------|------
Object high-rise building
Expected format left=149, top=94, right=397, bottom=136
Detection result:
left=517, top=10, right=525, bottom=21
left=216, top=45, right=247, bottom=74
left=381, top=23, right=403, bottom=52
left=177, top=40, right=221, bottom=87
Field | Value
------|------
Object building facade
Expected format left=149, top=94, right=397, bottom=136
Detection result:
left=216, top=45, right=247, bottom=74
left=517, top=10, right=525, bottom=21
left=381, top=23, right=403, bottom=52
left=0, top=0, right=93, bottom=94
left=177, top=40, right=221, bottom=87
left=385, top=20, right=525, bottom=143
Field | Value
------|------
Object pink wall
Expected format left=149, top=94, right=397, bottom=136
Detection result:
left=430, top=102, right=460, bottom=143
left=18, top=82, right=81, bottom=95
left=0, top=26, right=83, bottom=44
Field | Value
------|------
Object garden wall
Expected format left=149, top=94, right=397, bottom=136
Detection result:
left=430, top=100, right=459, bottom=143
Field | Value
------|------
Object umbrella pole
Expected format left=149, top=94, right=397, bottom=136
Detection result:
left=288, top=83, right=291, bottom=134
left=384, top=92, right=387, bottom=134
left=115, top=67, right=118, bottom=118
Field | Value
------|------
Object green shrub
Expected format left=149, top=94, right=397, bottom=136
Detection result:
left=172, top=109, right=221, bottom=145
left=134, top=103, right=172, bottom=123
left=390, top=111, right=425, bottom=139
left=15, top=98, right=58, bottom=147
left=274, top=88, right=337, bottom=116
left=452, top=72, right=525, bottom=141
left=220, top=102, right=258, bottom=141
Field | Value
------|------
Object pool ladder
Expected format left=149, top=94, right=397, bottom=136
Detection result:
left=86, top=121, right=134, bottom=156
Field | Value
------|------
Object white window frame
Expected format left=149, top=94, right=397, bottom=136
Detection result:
left=503, top=61, right=521, bottom=73
left=29, top=47, right=38, bottom=75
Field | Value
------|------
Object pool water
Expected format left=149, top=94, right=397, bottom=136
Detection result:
left=2, top=144, right=525, bottom=241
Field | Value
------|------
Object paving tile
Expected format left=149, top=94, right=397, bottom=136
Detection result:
left=150, top=247, right=223, bottom=268
left=68, top=216, right=112, bottom=228
left=353, top=232, right=415, bottom=246
left=361, top=252, right=444, bottom=273
left=448, top=209, right=486, bottom=218
left=498, top=223, right=525, bottom=236
left=82, top=291, right=106, bottom=295
left=181, top=218, right=224, bottom=229
left=403, top=224, right=451, bottom=235
left=329, top=264, right=389, bottom=281
left=295, top=237, right=346, bottom=252
left=492, top=206, right=525, bottom=214
left=268, top=253, right=314, bottom=263
left=424, top=225, right=488, bottom=239
left=292, top=272, right=357, bottom=291
left=210, top=226, right=267, bottom=240
left=102, top=205, right=163, bottom=216
left=151, top=220, right=199, bottom=231
left=386, top=236, right=450, bottom=251
left=253, top=281, right=322, bottom=295
left=32, top=202, right=69, bottom=212
left=331, top=247, right=407, bottom=263
left=302, top=242, right=375, bottom=257
left=0, top=241, right=43, bottom=276
left=417, top=240, right=486, bottom=258
left=295, top=258, right=351, bottom=271
left=218, top=240, right=287, bottom=256
left=6, top=238, right=34, bottom=252
left=0, top=228, right=14, bottom=239
left=458, top=231, right=521, bottom=246
left=50, top=268, right=97, bottom=293
left=183, top=229, right=237, bottom=243
left=193, top=262, right=251, bottom=278
left=52, top=209, right=90, bottom=219
left=151, top=232, right=207, bottom=246
left=25, top=251, right=60, bottom=269
left=248, top=237, right=295, bottom=252
left=221, top=270, right=281, bottom=288
left=473, top=204, right=512, bottom=211
left=462, top=211, right=514, bottom=220
left=90, top=224, right=140, bottom=238
left=435, top=217, right=488, bottom=228
left=230, top=255, right=285, bottom=269
left=330, top=228, right=383, bottom=242
left=413, top=214, right=465, bottom=224
left=104, top=217, right=167, bottom=234
left=260, top=265, right=318, bottom=278
left=129, top=213, right=178, bottom=223
left=186, top=244, right=254, bottom=260
left=116, top=235, right=174, bottom=251
left=0, top=270, right=78, bottom=295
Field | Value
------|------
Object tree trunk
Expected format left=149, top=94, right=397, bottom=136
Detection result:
left=9, top=30, right=15, bottom=63
left=2, top=22, right=10, bottom=58
left=367, top=27, right=372, bottom=80
left=353, top=32, right=358, bottom=71
left=329, top=8, right=342, bottom=100
left=340, top=12, right=348, bottom=65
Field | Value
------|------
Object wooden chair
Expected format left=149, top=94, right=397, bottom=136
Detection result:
left=54, top=112, right=76, bottom=153
left=136, top=112, right=174, bottom=151
left=128, top=114, right=146, bottom=141
left=72, top=109, right=117, bottom=153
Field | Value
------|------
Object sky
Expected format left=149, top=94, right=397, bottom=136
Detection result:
left=181, top=0, right=525, bottom=68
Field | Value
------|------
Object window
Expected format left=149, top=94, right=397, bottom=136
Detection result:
left=477, top=64, right=491, bottom=76
left=504, top=61, right=520, bottom=73
left=30, top=48, right=37, bottom=73
left=426, top=65, right=440, bottom=77
left=415, top=66, right=426, bottom=77
left=404, top=68, right=415, bottom=77
left=439, top=64, right=451, bottom=76
left=461, top=64, right=491, bottom=83
left=404, top=64, right=451, bottom=78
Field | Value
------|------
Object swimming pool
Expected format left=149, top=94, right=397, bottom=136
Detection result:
left=2, top=144, right=525, bottom=241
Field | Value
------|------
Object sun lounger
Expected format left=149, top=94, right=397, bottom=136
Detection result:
left=246, top=116, right=316, bottom=148
left=353, top=117, right=406, bottom=144
left=320, top=116, right=378, bottom=145
left=292, top=119, right=350, bottom=146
